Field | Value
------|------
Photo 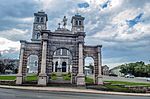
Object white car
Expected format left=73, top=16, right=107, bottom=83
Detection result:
left=147, top=78, right=150, bottom=81
left=125, top=74, right=135, bottom=78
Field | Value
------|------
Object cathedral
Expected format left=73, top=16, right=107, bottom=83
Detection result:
left=16, top=11, right=103, bottom=86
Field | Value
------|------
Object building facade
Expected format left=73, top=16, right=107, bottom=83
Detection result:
left=102, top=65, right=109, bottom=75
left=16, top=11, right=103, bottom=86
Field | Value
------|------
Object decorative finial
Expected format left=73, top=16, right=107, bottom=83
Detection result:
left=58, top=23, right=61, bottom=29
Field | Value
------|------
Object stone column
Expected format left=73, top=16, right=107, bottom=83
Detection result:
left=38, top=40, right=47, bottom=86
left=66, top=62, right=68, bottom=73
left=16, top=41, right=26, bottom=85
left=97, top=45, right=103, bottom=85
left=76, top=43, right=85, bottom=85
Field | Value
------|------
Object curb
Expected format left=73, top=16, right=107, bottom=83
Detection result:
left=0, top=85, right=150, bottom=97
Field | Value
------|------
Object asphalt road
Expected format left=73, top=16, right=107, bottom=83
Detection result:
left=0, top=88, right=149, bottom=99
left=102, top=76, right=150, bottom=83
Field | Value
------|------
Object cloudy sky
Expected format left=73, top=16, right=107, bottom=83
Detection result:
left=0, top=0, right=150, bottom=68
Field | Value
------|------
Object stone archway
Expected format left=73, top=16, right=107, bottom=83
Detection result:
left=52, top=48, right=72, bottom=73
left=27, top=55, right=38, bottom=73
left=16, top=12, right=103, bottom=86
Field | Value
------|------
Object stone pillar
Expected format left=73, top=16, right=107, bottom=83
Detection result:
left=38, top=40, right=47, bottom=86
left=16, top=41, right=26, bottom=85
left=97, top=45, right=103, bottom=85
left=66, top=62, right=68, bottom=73
left=76, top=43, right=85, bottom=85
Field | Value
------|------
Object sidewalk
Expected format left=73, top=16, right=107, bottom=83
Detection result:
left=0, top=85, right=150, bottom=97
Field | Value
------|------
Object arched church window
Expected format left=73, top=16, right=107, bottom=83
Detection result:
left=37, top=33, right=40, bottom=39
left=36, top=17, right=39, bottom=22
left=79, top=21, right=82, bottom=25
left=41, top=17, right=44, bottom=22
left=75, top=20, right=78, bottom=25
left=62, top=62, right=67, bottom=72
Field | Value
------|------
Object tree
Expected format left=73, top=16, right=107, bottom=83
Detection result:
left=119, top=61, right=149, bottom=77
left=0, top=60, right=5, bottom=74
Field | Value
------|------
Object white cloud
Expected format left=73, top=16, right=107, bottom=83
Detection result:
left=2, top=16, right=34, bottom=23
left=0, top=37, right=20, bottom=54
left=0, top=28, right=29, bottom=41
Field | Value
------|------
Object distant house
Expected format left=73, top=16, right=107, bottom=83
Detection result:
left=102, top=65, right=109, bottom=75
left=109, top=66, right=124, bottom=77
left=84, top=67, right=93, bottom=76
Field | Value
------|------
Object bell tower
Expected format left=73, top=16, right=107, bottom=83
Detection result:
left=32, top=11, right=48, bottom=41
left=71, top=14, right=85, bottom=33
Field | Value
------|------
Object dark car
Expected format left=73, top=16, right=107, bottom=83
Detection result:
left=109, top=73, right=118, bottom=77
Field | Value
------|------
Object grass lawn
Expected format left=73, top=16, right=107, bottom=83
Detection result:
left=0, top=76, right=16, bottom=80
left=25, top=75, right=38, bottom=81
left=0, top=74, right=38, bottom=81
left=85, top=76, right=94, bottom=84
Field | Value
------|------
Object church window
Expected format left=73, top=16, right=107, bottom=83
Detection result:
left=37, top=33, right=40, bottom=39
left=75, top=20, right=78, bottom=25
left=79, top=21, right=82, bottom=25
left=41, top=17, right=44, bottom=22
left=36, top=17, right=39, bottom=22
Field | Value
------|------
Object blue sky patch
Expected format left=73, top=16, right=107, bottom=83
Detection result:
left=126, top=13, right=144, bottom=28
left=78, top=2, right=89, bottom=8
left=100, top=0, right=111, bottom=9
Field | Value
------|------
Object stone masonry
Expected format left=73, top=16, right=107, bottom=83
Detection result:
left=16, top=11, right=103, bottom=86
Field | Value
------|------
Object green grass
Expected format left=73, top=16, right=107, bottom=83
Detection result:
left=25, top=75, right=37, bottom=81
left=0, top=76, right=16, bottom=80
left=85, top=76, right=94, bottom=84
left=104, top=84, right=130, bottom=92
left=104, top=81, right=150, bottom=86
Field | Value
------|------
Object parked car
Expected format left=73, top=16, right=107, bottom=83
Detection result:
left=125, top=74, right=135, bottom=78
left=109, top=73, right=118, bottom=77
left=147, top=77, right=150, bottom=81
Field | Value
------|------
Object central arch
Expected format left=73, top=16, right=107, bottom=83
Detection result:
left=52, top=48, right=72, bottom=73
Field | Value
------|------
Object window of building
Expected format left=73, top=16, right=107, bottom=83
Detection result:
left=79, top=21, right=82, bottom=25
left=75, top=20, right=78, bottom=25
left=41, top=17, right=44, bottom=22
left=37, top=33, right=40, bottom=39
left=36, top=17, right=39, bottom=22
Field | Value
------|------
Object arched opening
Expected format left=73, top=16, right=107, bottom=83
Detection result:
left=84, top=57, right=94, bottom=84
left=62, top=62, right=67, bottom=72
left=53, top=48, right=72, bottom=73
left=27, top=55, right=38, bottom=74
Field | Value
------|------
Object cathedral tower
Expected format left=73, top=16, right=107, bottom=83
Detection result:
left=32, top=11, right=48, bottom=41
left=71, top=14, right=85, bottom=33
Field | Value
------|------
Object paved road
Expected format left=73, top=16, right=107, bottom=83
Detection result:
left=0, top=88, right=149, bottom=99
left=102, top=76, right=150, bottom=83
